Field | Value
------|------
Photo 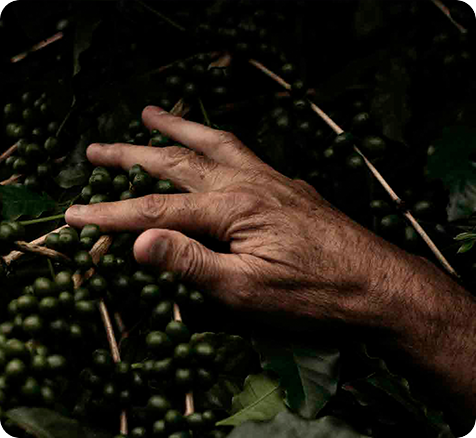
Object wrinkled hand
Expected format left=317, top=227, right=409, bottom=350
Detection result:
left=65, top=106, right=410, bottom=330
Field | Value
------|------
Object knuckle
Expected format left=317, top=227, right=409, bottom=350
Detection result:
left=293, top=178, right=321, bottom=199
left=164, top=146, right=219, bottom=181
left=225, top=190, right=274, bottom=222
left=217, top=130, right=238, bottom=147
left=163, top=146, right=193, bottom=167
left=173, top=239, right=203, bottom=280
left=138, top=194, right=166, bottom=222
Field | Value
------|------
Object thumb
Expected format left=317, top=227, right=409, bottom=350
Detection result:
left=134, top=228, right=229, bottom=289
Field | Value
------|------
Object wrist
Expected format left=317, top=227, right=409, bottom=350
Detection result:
left=360, top=248, right=476, bottom=433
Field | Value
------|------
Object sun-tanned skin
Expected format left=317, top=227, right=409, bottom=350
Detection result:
left=66, top=105, right=476, bottom=436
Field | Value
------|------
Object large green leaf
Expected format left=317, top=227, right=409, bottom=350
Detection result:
left=6, top=407, right=112, bottom=438
left=53, top=131, right=95, bottom=189
left=447, top=180, right=476, bottom=222
left=226, top=410, right=369, bottom=438
left=72, top=3, right=104, bottom=77
left=342, top=344, right=454, bottom=438
left=216, top=373, right=286, bottom=426
left=0, top=186, right=56, bottom=221
left=426, top=127, right=476, bottom=221
left=253, top=337, right=340, bottom=419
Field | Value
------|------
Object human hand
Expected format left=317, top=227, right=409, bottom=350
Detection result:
left=65, top=105, right=415, bottom=331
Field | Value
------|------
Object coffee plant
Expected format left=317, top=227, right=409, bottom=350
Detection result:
left=0, top=1, right=475, bottom=437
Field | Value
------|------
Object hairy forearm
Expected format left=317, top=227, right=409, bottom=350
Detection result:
left=369, top=250, right=476, bottom=434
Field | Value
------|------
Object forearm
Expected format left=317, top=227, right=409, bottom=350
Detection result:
left=368, top=250, right=476, bottom=434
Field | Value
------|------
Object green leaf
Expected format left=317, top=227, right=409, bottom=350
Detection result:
left=343, top=344, right=454, bottom=438
left=226, top=410, right=370, bottom=438
left=457, top=241, right=475, bottom=254
left=6, top=407, right=112, bottom=438
left=97, top=102, right=133, bottom=143
left=454, top=232, right=476, bottom=241
left=53, top=131, right=96, bottom=189
left=447, top=180, right=476, bottom=222
left=253, top=337, right=340, bottom=419
left=427, top=127, right=476, bottom=188
left=426, top=127, right=476, bottom=221
left=54, top=162, right=90, bottom=189
left=73, top=5, right=103, bottom=77
left=216, top=373, right=286, bottom=426
left=0, top=186, right=56, bottom=221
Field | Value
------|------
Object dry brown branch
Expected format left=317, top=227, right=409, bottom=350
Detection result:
left=11, top=241, right=73, bottom=266
left=11, top=32, right=64, bottom=63
left=139, top=51, right=222, bottom=80
left=72, top=235, right=113, bottom=288
left=71, top=233, right=127, bottom=434
left=0, top=143, right=19, bottom=164
left=173, top=303, right=195, bottom=416
left=99, top=299, right=121, bottom=362
left=185, top=392, right=195, bottom=416
left=431, top=0, right=468, bottom=33
left=0, top=174, right=22, bottom=186
left=210, top=52, right=232, bottom=68
left=3, top=224, right=69, bottom=265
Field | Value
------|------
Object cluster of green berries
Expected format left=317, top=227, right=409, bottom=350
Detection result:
left=0, top=221, right=25, bottom=256
left=80, top=164, right=175, bottom=206
left=0, top=336, right=66, bottom=413
left=163, top=53, right=230, bottom=106
left=3, top=91, right=63, bottom=191
left=3, top=270, right=100, bottom=343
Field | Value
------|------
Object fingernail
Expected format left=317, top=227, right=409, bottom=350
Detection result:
left=66, top=205, right=85, bottom=218
left=150, top=106, right=168, bottom=116
left=88, top=143, right=109, bottom=150
left=150, top=238, right=169, bottom=262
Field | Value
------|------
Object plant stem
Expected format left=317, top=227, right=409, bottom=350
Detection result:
left=135, top=0, right=186, bottom=32
left=98, top=299, right=128, bottom=435
left=71, top=234, right=128, bottom=435
left=199, top=98, right=212, bottom=127
left=73, top=235, right=113, bottom=288
left=11, top=241, right=73, bottom=266
left=99, top=300, right=121, bottom=362
left=249, top=58, right=460, bottom=279
left=173, top=303, right=195, bottom=416
left=19, top=214, right=65, bottom=226
left=431, top=0, right=467, bottom=33
left=3, top=225, right=69, bottom=265
left=139, top=51, right=221, bottom=81
left=11, top=31, right=64, bottom=63
left=0, top=174, right=22, bottom=186
left=185, top=392, right=195, bottom=416
left=0, top=143, right=19, bottom=164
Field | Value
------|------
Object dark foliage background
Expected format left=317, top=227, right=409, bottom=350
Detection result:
left=0, top=1, right=476, bottom=438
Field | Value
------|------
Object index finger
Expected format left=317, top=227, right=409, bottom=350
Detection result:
left=142, top=105, right=265, bottom=169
